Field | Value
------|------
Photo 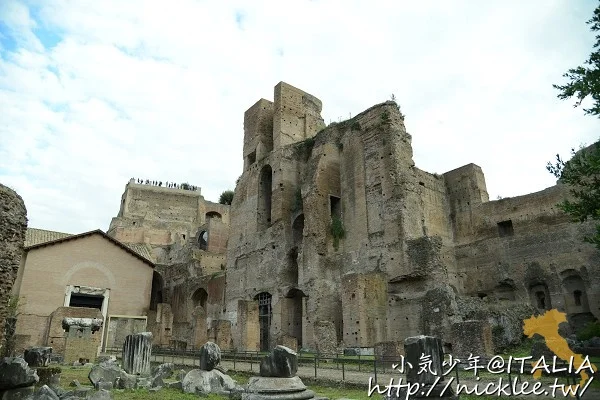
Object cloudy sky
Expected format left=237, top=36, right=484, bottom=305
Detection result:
left=1, top=0, right=598, bottom=234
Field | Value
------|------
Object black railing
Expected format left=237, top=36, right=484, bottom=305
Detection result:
left=101, top=346, right=595, bottom=398
left=131, top=178, right=198, bottom=191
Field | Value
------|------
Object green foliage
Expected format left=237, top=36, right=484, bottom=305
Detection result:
left=577, top=320, right=600, bottom=341
left=350, top=121, right=361, bottom=131
left=491, top=324, right=505, bottom=336
left=330, top=216, right=345, bottom=250
left=0, top=296, right=22, bottom=357
left=553, top=4, right=600, bottom=117
left=547, top=143, right=600, bottom=248
left=7, top=295, right=21, bottom=317
left=219, top=190, right=234, bottom=205
left=381, top=110, right=390, bottom=122
left=549, top=4, right=600, bottom=249
left=501, top=338, right=534, bottom=357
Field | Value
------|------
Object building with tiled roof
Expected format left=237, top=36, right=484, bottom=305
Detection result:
left=24, top=228, right=154, bottom=263
left=12, top=228, right=156, bottom=358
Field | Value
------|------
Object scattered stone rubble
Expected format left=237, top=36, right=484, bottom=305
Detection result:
left=182, top=341, right=241, bottom=396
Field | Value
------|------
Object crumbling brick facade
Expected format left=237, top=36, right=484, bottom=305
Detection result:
left=224, top=82, right=600, bottom=353
left=108, top=180, right=232, bottom=349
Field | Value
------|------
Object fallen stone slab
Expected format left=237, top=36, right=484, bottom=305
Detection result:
left=0, top=357, right=39, bottom=390
left=0, top=385, right=34, bottom=399
left=32, top=384, right=59, bottom=400
left=86, top=389, right=112, bottom=399
left=182, top=369, right=237, bottom=395
left=151, top=362, right=174, bottom=380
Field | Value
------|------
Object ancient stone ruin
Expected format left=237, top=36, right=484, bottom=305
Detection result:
left=121, top=331, right=152, bottom=376
left=244, top=345, right=324, bottom=400
left=62, top=317, right=104, bottom=364
left=182, top=341, right=240, bottom=396
left=0, top=357, right=38, bottom=399
left=0, top=183, right=27, bottom=355
left=98, top=82, right=600, bottom=358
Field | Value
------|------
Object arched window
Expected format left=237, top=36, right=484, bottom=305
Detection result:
left=206, top=211, right=222, bottom=221
left=198, top=230, right=208, bottom=250
left=192, top=288, right=208, bottom=309
left=536, top=291, right=546, bottom=309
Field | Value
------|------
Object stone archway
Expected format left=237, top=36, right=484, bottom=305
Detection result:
left=150, top=271, right=164, bottom=312
left=258, top=165, right=273, bottom=230
left=283, top=288, right=306, bottom=349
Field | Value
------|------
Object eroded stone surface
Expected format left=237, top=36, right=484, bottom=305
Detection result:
left=199, top=341, right=221, bottom=371
left=259, top=345, right=297, bottom=378
left=0, top=184, right=27, bottom=350
left=23, top=347, right=52, bottom=368
left=182, top=369, right=237, bottom=395
left=121, top=332, right=152, bottom=376
left=0, top=357, right=38, bottom=390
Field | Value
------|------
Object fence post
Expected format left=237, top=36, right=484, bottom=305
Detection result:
left=358, top=353, right=361, bottom=372
left=314, top=354, right=317, bottom=378
left=373, top=355, right=378, bottom=385
left=250, top=352, right=253, bottom=372
left=342, top=357, right=345, bottom=381
left=233, top=350, right=237, bottom=371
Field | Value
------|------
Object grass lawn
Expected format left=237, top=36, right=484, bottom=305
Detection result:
left=56, top=366, right=528, bottom=400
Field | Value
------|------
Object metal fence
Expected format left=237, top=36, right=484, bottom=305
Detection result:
left=102, top=345, right=594, bottom=398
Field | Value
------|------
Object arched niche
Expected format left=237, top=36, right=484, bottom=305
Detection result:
left=257, top=165, right=273, bottom=230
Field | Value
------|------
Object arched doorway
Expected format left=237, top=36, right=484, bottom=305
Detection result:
left=254, top=292, right=272, bottom=351
left=192, top=288, right=208, bottom=309
left=284, top=288, right=305, bottom=348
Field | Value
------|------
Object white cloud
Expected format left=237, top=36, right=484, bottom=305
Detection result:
left=0, top=0, right=598, bottom=233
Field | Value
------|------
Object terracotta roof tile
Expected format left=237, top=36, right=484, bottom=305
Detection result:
left=25, top=228, right=154, bottom=264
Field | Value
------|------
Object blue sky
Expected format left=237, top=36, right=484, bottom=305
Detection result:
left=0, top=0, right=598, bottom=234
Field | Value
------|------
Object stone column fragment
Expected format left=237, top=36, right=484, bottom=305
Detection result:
left=405, top=335, right=444, bottom=385
left=122, top=332, right=152, bottom=376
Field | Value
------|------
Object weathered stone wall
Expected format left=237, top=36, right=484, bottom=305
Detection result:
left=108, top=180, right=230, bottom=264
left=46, top=307, right=103, bottom=354
left=273, top=82, right=325, bottom=150
left=341, top=272, right=387, bottom=347
left=227, top=84, right=466, bottom=351
left=0, top=184, right=27, bottom=348
left=234, top=300, right=260, bottom=351
left=452, top=184, right=600, bottom=323
left=244, top=98, right=274, bottom=170
left=107, top=179, right=231, bottom=350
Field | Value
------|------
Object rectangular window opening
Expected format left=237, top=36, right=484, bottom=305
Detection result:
left=330, top=195, right=341, bottom=220
left=497, top=220, right=514, bottom=237
left=69, top=294, right=104, bottom=310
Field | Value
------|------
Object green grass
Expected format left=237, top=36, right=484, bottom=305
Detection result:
left=49, top=362, right=600, bottom=400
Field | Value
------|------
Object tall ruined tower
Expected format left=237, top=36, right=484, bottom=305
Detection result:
left=225, top=82, right=462, bottom=352
left=225, top=82, right=600, bottom=355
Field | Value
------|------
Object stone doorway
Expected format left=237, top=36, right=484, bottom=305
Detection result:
left=255, top=292, right=272, bottom=351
